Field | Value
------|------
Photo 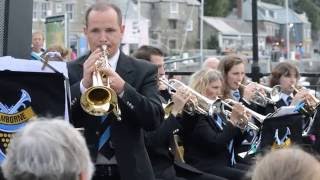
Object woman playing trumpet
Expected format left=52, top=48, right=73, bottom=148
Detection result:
left=134, top=45, right=227, bottom=180
left=181, top=68, right=251, bottom=180
left=268, top=62, right=320, bottom=152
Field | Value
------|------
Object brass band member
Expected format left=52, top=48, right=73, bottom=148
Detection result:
left=133, top=45, right=226, bottom=180
left=269, top=62, right=302, bottom=109
left=67, top=3, right=163, bottom=180
left=268, top=62, right=320, bottom=151
left=182, top=68, right=250, bottom=180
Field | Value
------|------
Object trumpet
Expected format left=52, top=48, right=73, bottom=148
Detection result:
left=213, top=98, right=263, bottom=131
left=80, top=45, right=121, bottom=120
left=159, top=78, right=216, bottom=117
left=239, top=81, right=281, bottom=107
left=160, top=78, right=264, bottom=131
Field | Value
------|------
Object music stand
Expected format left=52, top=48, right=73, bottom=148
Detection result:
left=260, top=113, right=303, bottom=151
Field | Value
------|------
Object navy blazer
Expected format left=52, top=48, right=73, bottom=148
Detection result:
left=67, top=51, right=163, bottom=180
left=145, top=113, right=206, bottom=180
left=183, top=113, right=244, bottom=170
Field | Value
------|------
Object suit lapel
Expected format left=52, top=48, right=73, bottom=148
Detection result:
left=276, top=99, right=287, bottom=108
left=115, top=51, right=134, bottom=85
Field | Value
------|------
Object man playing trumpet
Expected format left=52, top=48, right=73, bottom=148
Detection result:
left=67, top=3, right=163, bottom=180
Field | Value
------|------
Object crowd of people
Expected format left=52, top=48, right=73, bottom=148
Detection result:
left=3, top=2, right=320, bottom=180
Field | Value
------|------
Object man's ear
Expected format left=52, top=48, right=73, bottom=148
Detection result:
left=120, top=25, right=125, bottom=35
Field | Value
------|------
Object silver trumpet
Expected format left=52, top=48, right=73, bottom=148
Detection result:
left=239, top=81, right=281, bottom=107
left=214, top=98, right=265, bottom=131
left=159, top=78, right=264, bottom=131
left=159, top=77, right=216, bottom=117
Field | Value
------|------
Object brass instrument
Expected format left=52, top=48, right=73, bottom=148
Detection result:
left=213, top=98, right=263, bottom=131
left=239, top=82, right=281, bottom=107
left=160, top=78, right=264, bottom=131
left=80, top=45, right=121, bottom=120
left=292, top=85, right=320, bottom=114
left=291, top=85, right=320, bottom=136
left=159, top=78, right=216, bottom=117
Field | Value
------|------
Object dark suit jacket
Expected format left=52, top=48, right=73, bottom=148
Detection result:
left=183, top=113, right=243, bottom=170
left=67, top=51, right=164, bottom=180
left=145, top=113, right=205, bottom=180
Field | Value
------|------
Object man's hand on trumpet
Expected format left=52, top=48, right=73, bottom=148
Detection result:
left=82, top=48, right=103, bottom=89
left=100, top=67, right=125, bottom=95
left=158, top=76, right=168, bottom=91
left=229, top=102, right=252, bottom=129
left=170, top=87, right=191, bottom=116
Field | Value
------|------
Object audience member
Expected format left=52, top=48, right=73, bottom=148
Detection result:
left=202, top=57, right=220, bottom=69
left=31, top=32, right=45, bottom=60
left=2, top=119, right=94, bottom=180
left=42, top=45, right=71, bottom=61
left=250, top=147, right=320, bottom=180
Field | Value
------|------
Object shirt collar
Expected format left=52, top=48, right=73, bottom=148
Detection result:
left=230, top=89, right=240, bottom=101
left=108, top=49, right=120, bottom=71
left=280, top=92, right=292, bottom=103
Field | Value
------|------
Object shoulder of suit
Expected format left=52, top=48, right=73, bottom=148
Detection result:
left=129, top=56, right=157, bottom=69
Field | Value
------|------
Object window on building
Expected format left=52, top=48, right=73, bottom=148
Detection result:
left=151, top=33, right=159, bottom=40
left=169, top=39, right=177, bottom=49
left=41, top=2, right=50, bottom=19
left=269, top=10, right=274, bottom=18
left=258, top=7, right=266, bottom=16
left=170, top=2, right=179, bottom=14
left=66, top=3, right=75, bottom=20
left=33, top=1, right=40, bottom=20
left=186, top=20, right=193, bottom=31
left=56, top=4, right=63, bottom=14
left=169, top=19, right=177, bottom=29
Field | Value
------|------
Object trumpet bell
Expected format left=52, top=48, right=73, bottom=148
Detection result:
left=80, top=85, right=116, bottom=116
left=163, top=101, right=174, bottom=119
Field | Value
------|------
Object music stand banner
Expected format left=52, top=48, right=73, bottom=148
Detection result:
left=0, top=58, right=69, bottom=163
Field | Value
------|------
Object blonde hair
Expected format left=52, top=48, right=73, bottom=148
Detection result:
left=250, top=147, right=320, bottom=180
left=42, top=45, right=71, bottom=61
left=189, top=68, right=223, bottom=95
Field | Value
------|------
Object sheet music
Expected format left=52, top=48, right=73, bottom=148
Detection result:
left=268, top=106, right=299, bottom=118
left=0, top=56, right=69, bottom=78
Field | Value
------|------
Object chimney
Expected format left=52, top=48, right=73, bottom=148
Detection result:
left=237, top=0, right=242, bottom=19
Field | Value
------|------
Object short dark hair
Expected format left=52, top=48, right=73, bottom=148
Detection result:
left=132, top=45, right=164, bottom=62
left=270, top=62, right=300, bottom=87
left=85, top=2, right=122, bottom=26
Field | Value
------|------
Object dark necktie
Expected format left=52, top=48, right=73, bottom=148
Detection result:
left=287, top=96, right=292, bottom=106
left=227, top=139, right=236, bottom=166
left=98, top=116, right=114, bottom=159
left=214, top=114, right=225, bottom=131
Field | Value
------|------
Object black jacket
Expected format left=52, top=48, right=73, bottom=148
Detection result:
left=67, top=51, right=163, bottom=180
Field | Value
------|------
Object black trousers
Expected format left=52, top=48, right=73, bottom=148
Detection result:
left=93, top=164, right=120, bottom=180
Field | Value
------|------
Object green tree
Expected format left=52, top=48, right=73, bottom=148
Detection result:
left=204, top=0, right=230, bottom=17
left=294, top=0, right=320, bottom=40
